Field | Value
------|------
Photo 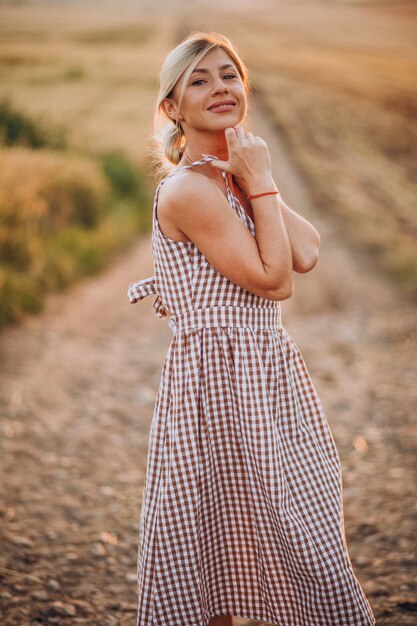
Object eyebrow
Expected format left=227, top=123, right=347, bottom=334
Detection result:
left=190, top=63, right=236, bottom=75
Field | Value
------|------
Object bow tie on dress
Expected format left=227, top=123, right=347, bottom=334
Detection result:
left=127, top=276, right=178, bottom=333
left=128, top=276, right=167, bottom=316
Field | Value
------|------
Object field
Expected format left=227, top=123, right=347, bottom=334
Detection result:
left=0, top=2, right=416, bottom=625
left=1, top=0, right=416, bottom=301
left=206, top=1, right=417, bottom=299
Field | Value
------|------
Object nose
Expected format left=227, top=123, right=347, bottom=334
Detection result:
left=212, top=75, right=230, bottom=94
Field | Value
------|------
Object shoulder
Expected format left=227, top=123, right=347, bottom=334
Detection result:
left=157, top=168, right=236, bottom=240
left=158, top=168, right=222, bottom=210
left=156, top=169, right=226, bottom=239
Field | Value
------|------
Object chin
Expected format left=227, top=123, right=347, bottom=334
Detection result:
left=213, top=114, right=245, bottom=130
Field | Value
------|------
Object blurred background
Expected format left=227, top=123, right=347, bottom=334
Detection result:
left=0, top=1, right=416, bottom=625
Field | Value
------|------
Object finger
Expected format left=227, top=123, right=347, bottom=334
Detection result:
left=210, top=159, right=230, bottom=172
left=224, top=128, right=236, bottom=154
left=234, top=125, right=245, bottom=139
left=224, top=126, right=236, bottom=143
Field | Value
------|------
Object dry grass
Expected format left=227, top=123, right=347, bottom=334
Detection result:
left=0, top=0, right=415, bottom=301
left=0, top=147, right=108, bottom=236
left=0, top=146, right=108, bottom=323
left=0, top=3, right=169, bottom=325
left=0, top=139, right=151, bottom=326
left=217, top=2, right=417, bottom=299
left=0, top=4, right=174, bottom=162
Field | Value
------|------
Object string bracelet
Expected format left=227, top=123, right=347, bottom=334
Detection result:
left=246, top=190, right=280, bottom=201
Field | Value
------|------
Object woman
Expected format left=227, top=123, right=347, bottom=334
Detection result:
left=128, top=31, right=376, bottom=626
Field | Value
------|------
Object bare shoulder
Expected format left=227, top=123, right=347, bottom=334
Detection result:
left=157, top=169, right=224, bottom=241
left=157, top=168, right=289, bottom=301
left=158, top=168, right=219, bottom=207
left=156, top=169, right=202, bottom=242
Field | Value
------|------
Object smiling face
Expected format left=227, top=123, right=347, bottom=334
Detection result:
left=162, top=47, right=248, bottom=136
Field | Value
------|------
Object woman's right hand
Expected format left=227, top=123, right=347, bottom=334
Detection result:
left=208, top=125, right=273, bottom=185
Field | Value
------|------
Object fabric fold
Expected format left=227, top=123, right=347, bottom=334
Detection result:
left=127, top=275, right=169, bottom=321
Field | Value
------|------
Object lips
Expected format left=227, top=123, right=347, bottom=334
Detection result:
left=208, top=100, right=236, bottom=110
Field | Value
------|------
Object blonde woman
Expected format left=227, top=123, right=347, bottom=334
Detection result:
left=128, top=31, right=376, bottom=626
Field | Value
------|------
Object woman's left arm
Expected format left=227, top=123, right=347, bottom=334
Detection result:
left=276, top=195, right=321, bottom=273
left=234, top=174, right=320, bottom=274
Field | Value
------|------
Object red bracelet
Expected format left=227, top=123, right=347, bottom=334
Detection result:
left=246, top=190, right=279, bottom=200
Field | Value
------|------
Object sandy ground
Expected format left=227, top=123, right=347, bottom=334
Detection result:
left=0, top=97, right=416, bottom=625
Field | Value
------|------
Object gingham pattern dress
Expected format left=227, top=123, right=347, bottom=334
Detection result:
left=127, top=155, right=376, bottom=626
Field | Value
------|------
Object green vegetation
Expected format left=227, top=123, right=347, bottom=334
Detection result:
left=0, top=100, right=152, bottom=327
left=99, top=149, right=148, bottom=200
left=63, top=65, right=86, bottom=82
left=0, top=96, right=67, bottom=149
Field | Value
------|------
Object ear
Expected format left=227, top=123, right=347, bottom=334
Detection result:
left=161, top=97, right=178, bottom=122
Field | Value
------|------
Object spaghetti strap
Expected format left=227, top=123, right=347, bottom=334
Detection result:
left=159, top=153, right=233, bottom=195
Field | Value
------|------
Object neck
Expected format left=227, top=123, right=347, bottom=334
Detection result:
left=180, top=131, right=229, bottom=165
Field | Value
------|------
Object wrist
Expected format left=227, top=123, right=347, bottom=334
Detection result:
left=245, top=176, right=277, bottom=195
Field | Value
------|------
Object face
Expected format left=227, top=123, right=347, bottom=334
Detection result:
left=162, top=47, right=247, bottom=135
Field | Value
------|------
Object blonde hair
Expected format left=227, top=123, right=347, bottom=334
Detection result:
left=146, top=31, right=251, bottom=181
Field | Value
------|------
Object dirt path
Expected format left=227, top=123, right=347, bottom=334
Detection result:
left=0, top=98, right=415, bottom=625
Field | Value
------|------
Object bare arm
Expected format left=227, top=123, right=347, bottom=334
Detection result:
left=233, top=176, right=321, bottom=274
left=243, top=172, right=294, bottom=286
left=275, top=195, right=320, bottom=273
left=161, top=126, right=300, bottom=301
left=160, top=173, right=294, bottom=301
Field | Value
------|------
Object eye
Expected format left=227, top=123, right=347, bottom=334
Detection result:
left=191, top=73, right=238, bottom=86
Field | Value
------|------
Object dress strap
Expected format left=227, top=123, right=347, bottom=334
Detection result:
left=160, top=154, right=232, bottom=195
left=201, top=154, right=231, bottom=194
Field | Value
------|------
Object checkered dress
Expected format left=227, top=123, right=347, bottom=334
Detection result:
left=127, top=155, right=376, bottom=626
